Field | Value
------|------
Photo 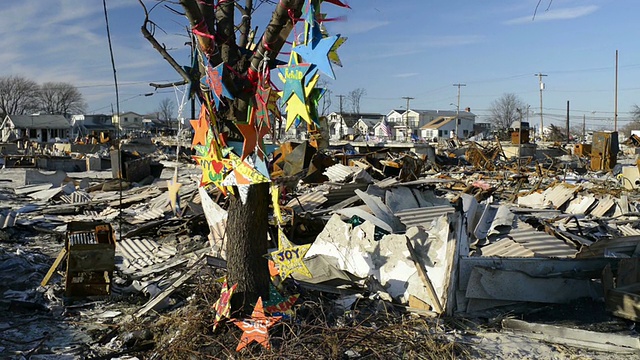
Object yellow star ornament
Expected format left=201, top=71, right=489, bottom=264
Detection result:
left=281, top=72, right=320, bottom=130
left=270, top=227, right=312, bottom=279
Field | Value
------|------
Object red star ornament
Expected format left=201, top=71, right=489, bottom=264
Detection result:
left=212, top=280, right=238, bottom=331
left=234, top=297, right=282, bottom=351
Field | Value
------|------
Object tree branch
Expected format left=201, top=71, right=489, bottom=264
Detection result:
left=249, top=0, right=305, bottom=74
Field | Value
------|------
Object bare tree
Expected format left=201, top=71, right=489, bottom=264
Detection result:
left=0, top=75, right=40, bottom=117
left=38, top=82, right=86, bottom=116
left=318, top=79, right=332, bottom=116
left=621, top=105, right=640, bottom=135
left=156, top=98, right=175, bottom=130
left=488, top=93, right=526, bottom=130
left=348, top=88, right=366, bottom=114
left=140, top=0, right=324, bottom=312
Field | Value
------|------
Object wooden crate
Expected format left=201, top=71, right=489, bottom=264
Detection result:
left=65, top=222, right=115, bottom=297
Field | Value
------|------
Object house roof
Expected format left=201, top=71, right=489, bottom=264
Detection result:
left=356, top=118, right=379, bottom=128
left=421, top=116, right=455, bottom=129
left=6, top=115, right=70, bottom=129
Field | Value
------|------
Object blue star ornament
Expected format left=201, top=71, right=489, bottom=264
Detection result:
left=293, top=34, right=340, bottom=80
left=277, top=64, right=315, bottom=103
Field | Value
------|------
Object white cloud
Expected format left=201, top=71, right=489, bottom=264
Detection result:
left=330, top=19, right=390, bottom=34
left=504, top=5, right=599, bottom=25
left=394, top=73, right=419, bottom=78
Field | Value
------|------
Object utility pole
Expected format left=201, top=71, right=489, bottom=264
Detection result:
left=336, top=94, right=345, bottom=139
left=402, top=96, right=414, bottom=142
left=582, top=114, right=586, bottom=143
left=534, top=73, right=547, bottom=140
left=614, top=50, right=619, bottom=131
left=566, top=100, right=570, bottom=145
left=453, top=83, right=466, bottom=139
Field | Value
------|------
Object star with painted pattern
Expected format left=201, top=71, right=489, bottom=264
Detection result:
left=212, top=280, right=238, bottom=331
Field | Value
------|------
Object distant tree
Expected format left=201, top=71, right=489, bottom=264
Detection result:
left=546, top=124, right=566, bottom=142
left=38, top=82, right=86, bottom=116
left=348, top=88, right=366, bottom=114
left=621, top=105, right=640, bottom=135
left=156, top=98, right=175, bottom=131
left=318, top=79, right=332, bottom=116
left=488, top=93, right=526, bottom=130
left=0, top=75, right=40, bottom=117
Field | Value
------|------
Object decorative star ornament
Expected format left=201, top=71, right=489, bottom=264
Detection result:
left=190, top=103, right=209, bottom=148
left=269, top=227, right=312, bottom=279
left=263, top=283, right=299, bottom=319
left=234, top=297, right=282, bottom=351
left=203, top=63, right=235, bottom=109
left=281, top=72, right=320, bottom=130
left=235, top=106, right=259, bottom=161
left=328, top=36, right=347, bottom=67
left=166, top=170, right=182, bottom=216
left=212, top=280, right=238, bottom=331
left=193, top=145, right=230, bottom=189
left=277, top=63, right=316, bottom=103
left=293, top=34, right=340, bottom=79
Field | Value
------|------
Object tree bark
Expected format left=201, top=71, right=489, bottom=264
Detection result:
left=226, top=182, right=271, bottom=314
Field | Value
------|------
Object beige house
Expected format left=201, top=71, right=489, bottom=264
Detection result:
left=113, top=111, right=144, bottom=135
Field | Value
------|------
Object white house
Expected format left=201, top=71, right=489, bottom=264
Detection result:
left=420, top=111, right=475, bottom=141
left=1, top=114, right=71, bottom=143
left=327, top=112, right=384, bottom=140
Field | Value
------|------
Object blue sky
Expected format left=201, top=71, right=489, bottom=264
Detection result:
left=1, top=0, right=638, bottom=131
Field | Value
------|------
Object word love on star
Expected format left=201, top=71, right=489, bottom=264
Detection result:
left=269, top=228, right=312, bottom=279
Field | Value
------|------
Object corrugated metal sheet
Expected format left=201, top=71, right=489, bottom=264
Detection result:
left=576, top=235, right=640, bottom=258
left=60, top=191, right=91, bottom=204
left=590, top=197, right=616, bottom=217
left=323, top=164, right=358, bottom=183
left=117, top=238, right=177, bottom=272
left=396, top=205, right=454, bottom=229
left=565, top=196, right=597, bottom=215
left=322, top=182, right=369, bottom=207
left=0, top=210, right=17, bottom=229
left=131, top=208, right=166, bottom=224
left=618, top=224, right=640, bottom=237
left=506, top=224, right=578, bottom=258
left=286, top=191, right=327, bottom=213
left=543, top=183, right=577, bottom=209
left=478, top=238, right=535, bottom=257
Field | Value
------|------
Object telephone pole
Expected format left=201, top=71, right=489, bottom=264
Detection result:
left=453, top=83, right=466, bottom=139
left=336, top=94, right=345, bottom=138
left=534, top=73, right=547, bottom=139
left=402, top=96, right=414, bottom=142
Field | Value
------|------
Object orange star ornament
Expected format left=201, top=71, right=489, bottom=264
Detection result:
left=233, top=297, right=282, bottom=351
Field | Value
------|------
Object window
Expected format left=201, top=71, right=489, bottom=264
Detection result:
left=124, top=117, right=129, bottom=122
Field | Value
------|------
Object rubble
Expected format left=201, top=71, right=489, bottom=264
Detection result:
left=1, top=135, right=640, bottom=359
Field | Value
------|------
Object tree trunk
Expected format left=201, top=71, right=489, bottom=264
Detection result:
left=226, top=182, right=271, bottom=314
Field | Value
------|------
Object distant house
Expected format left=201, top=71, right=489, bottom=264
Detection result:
left=420, top=111, right=475, bottom=141
left=353, top=118, right=379, bottom=137
left=390, top=108, right=476, bottom=141
left=1, top=114, right=71, bottom=143
left=327, top=112, right=384, bottom=140
left=70, top=114, right=116, bottom=140
left=113, top=111, right=144, bottom=135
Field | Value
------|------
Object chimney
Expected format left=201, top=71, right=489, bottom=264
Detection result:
left=465, top=107, right=471, bottom=112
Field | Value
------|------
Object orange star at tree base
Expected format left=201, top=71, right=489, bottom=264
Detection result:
left=233, top=297, right=282, bottom=351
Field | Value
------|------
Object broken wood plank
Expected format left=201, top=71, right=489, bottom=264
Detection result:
left=40, top=248, right=67, bottom=287
left=605, top=282, right=640, bottom=322
left=502, top=318, right=640, bottom=354
left=406, top=238, right=443, bottom=314
left=354, top=189, right=405, bottom=233
left=134, top=255, right=206, bottom=318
